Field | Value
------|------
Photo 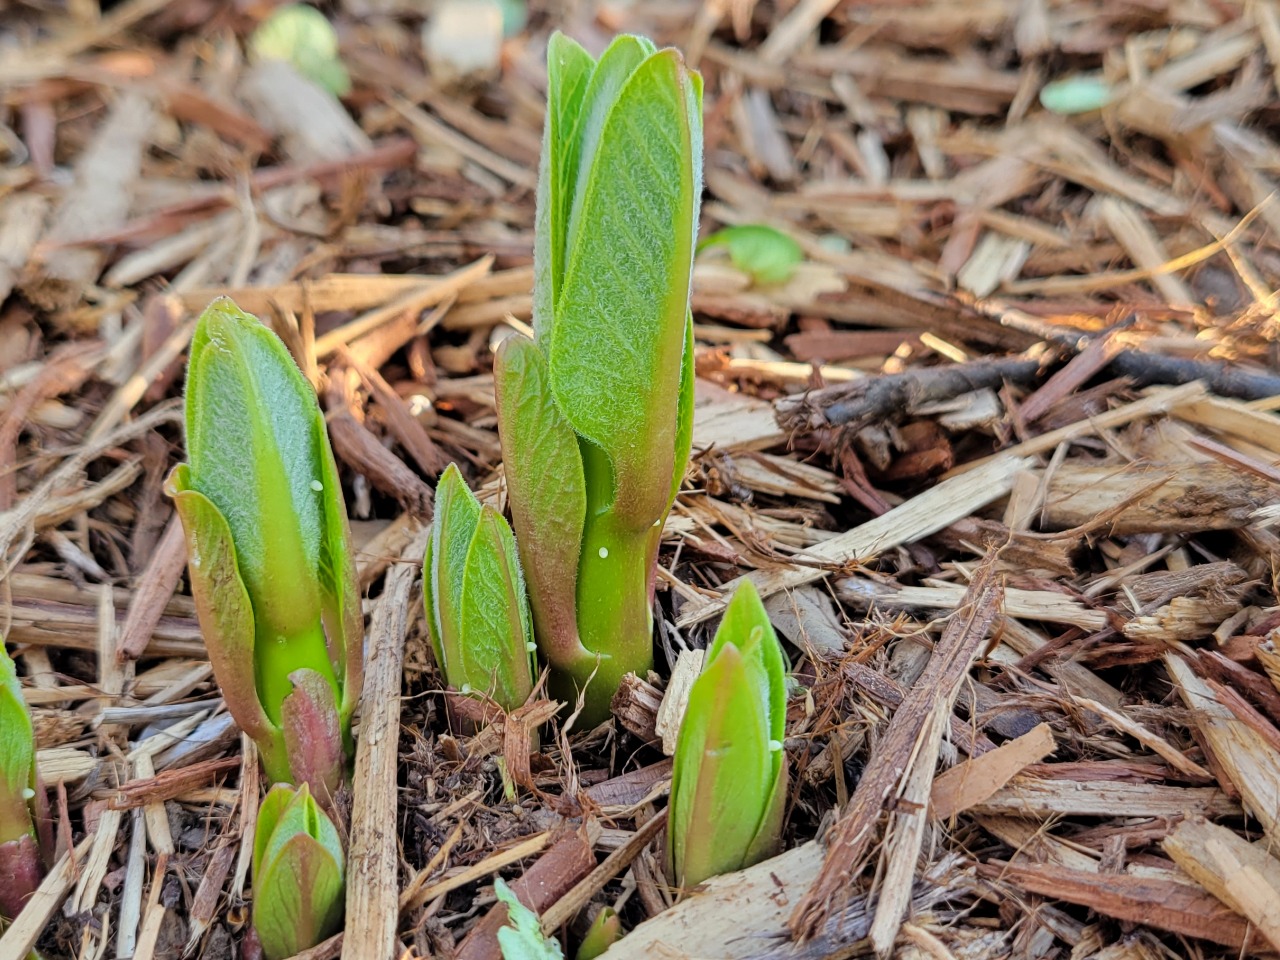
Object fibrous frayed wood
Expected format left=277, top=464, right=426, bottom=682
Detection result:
left=789, top=551, right=1005, bottom=940
left=1164, top=817, right=1280, bottom=952
left=342, top=525, right=428, bottom=960
left=677, top=455, right=1030, bottom=628
left=1166, top=654, right=1280, bottom=841
left=21, top=92, right=153, bottom=309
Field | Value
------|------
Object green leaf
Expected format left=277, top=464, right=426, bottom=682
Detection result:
left=428, top=464, right=483, bottom=673
left=668, top=581, right=788, bottom=890
left=698, top=225, right=803, bottom=285
left=183, top=301, right=338, bottom=720
left=494, top=336, right=587, bottom=671
left=425, top=464, right=535, bottom=713
left=176, top=297, right=360, bottom=789
left=534, top=33, right=596, bottom=338
left=253, top=784, right=345, bottom=960
left=250, top=3, right=351, bottom=96
left=167, top=465, right=292, bottom=784
left=458, top=506, right=535, bottom=709
left=669, top=643, right=772, bottom=889
left=494, top=878, right=563, bottom=960
left=0, top=645, right=34, bottom=848
left=548, top=47, right=701, bottom=530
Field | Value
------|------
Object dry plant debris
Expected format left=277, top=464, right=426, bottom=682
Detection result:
left=1, top=1, right=1280, bottom=959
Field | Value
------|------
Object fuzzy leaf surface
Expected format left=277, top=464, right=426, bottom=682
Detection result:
left=547, top=48, right=700, bottom=529
left=494, top=336, right=587, bottom=668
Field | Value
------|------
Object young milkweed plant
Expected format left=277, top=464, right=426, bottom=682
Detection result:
left=495, top=31, right=702, bottom=723
left=252, top=783, right=345, bottom=960
left=425, top=463, right=535, bottom=716
left=0, top=643, right=49, bottom=924
left=668, top=581, right=788, bottom=892
left=167, top=298, right=364, bottom=797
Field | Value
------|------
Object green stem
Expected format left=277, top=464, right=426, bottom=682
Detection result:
left=255, top=622, right=338, bottom=728
left=566, top=442, right=654, bottom=724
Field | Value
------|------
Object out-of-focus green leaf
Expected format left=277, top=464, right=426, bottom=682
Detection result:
left=252, top=784, right=344, bottom=960
left=250, top=4, right=351, bottom=96
left=1039, top=75, right=1113, bottom=115
left=494, top=878, right=563, bottom=960
left=698, top=224, right=803, bottom=285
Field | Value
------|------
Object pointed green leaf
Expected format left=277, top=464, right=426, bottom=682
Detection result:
left=252, top=784, right=296, bottom=880
left=534, top=33, right=596, bottom=337
left=560, top=34, right=656, bottom=268
left=427, top=464, right=483, bottom=674
left=181, top=299, right=344, bottom=747
left=494, top=336, right=587, bottom=670
left=669, top=644, right=772, bottom=889
left=669, top=581, right=788, bottom=890
left=548, top=48, right=700, bottom=530
left=457, top=507, right=534, bottom=711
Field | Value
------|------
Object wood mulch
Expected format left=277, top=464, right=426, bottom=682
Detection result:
left=2, top=1, right=1280, bottom=958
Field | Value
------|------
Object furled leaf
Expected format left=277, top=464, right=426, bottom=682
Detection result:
left=425, top=464, right=535, bottom=713
left=253, top=784, right=345, bottom=960
left=548, top=47, right=701, bottom=530
left=534, top=33, right=596, bottom=339
left=668, top=581, right=788, bottom=890
left=494, top=878, right=563, bottom=960
left=698, top=224, right=803, bottom=285
left=0, top=835, right=42, bottom=922
left=250, top=3, right=351, bottom=96
left=494, top=336, right=587, bottom=669
left=174, top=297, right=361, bottom=790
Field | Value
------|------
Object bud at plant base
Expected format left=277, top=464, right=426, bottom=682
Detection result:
left=167, top=298, right=363, bottom=796
left=425, top=463, right=536, bottom=715
left=496, top=32, right=702, bottom=723
left=668, top=580, right=788, bottom=891
left=252, top=783, right=345, bottom=960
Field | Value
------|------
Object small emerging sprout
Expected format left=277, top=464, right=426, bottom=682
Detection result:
left=167, top=298, right=364, bottom=796
left=495, top=32, right=702, bottom=723
left=425, top=464, right=535, bottom=716
left=252, top=783, right=345, bottom=960
left=697, top=224, right=803, bottom=286
left=0, top=643, right=49, bottom=923
left=575, top=908, right=621, bottom=960
left=668, top=581, right=788, bottom=891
